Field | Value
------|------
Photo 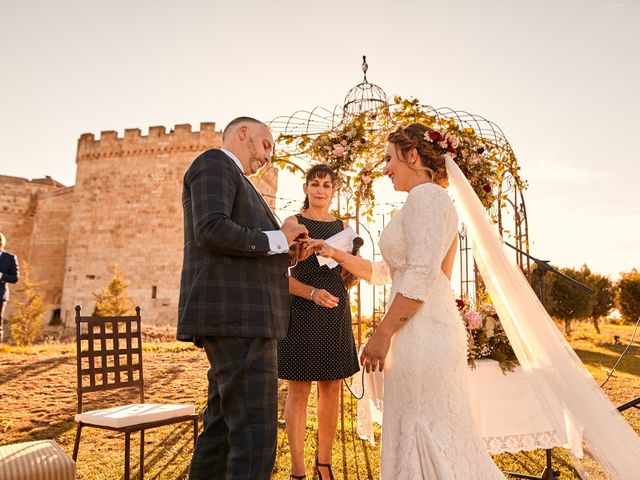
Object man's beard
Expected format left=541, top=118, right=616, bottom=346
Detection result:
left=246, top=138, right=264, bottom=174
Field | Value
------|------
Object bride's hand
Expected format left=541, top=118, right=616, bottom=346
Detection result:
left=360, top=330, right=392, bottom=372
left=306, top=239, right=338, bottom=259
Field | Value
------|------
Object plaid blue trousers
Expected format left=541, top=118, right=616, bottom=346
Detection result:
left=188, top=336, right=278, bottom=480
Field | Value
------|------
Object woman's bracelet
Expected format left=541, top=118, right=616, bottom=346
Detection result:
left=310, top=288, right=317, bottom=300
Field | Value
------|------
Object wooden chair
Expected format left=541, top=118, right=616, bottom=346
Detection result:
left=72, top=305, right=198, bottom=480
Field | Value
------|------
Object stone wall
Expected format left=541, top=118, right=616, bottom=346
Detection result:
left=29, top=187, right=74, bottom=322
left=59, top=123, right=223, bottom=325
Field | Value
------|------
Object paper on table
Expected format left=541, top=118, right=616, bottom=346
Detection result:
left=316, top=226, right=358, bottom=269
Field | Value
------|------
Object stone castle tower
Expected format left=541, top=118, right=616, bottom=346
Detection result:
left=1, top=122, right=279, bottom=330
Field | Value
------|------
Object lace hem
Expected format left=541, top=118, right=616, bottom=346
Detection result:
left=484, top=431, right=561, bottom=454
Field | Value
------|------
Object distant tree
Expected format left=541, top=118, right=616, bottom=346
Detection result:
left=617, top=269, right=640, bottom=324
left=540, top=265, right=594, bottom=335
left=10, top=262, right=48, bottom=346
left=93, top=266, right=134, bottom=316
left=586, top=269, right=615, bottom=333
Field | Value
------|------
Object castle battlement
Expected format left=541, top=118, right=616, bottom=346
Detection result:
left=76, top=122, right=221, bottom=161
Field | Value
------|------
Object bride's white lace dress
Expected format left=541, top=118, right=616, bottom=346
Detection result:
left=370, top=183, right=503, bottom=479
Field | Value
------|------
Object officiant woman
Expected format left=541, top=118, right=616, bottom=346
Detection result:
left=278, top=164, right=360, bottom=480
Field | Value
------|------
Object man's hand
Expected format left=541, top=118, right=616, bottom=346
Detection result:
left=289, top=240, right=314, bottom=263
left=281, top=222, right=308, bottom=246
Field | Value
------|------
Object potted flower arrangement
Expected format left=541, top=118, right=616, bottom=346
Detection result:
left=456, top=296, right=518, bottom=373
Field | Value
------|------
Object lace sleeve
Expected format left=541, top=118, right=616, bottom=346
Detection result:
left=368, top=259, right=392, bottom=286
left=394, top=184, right=458, bottom=302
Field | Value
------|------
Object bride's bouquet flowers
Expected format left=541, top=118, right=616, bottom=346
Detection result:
left=456, top=296, right=518, bottom=373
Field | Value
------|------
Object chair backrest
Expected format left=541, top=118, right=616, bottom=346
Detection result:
left=75, top=305, right=144, bottom=413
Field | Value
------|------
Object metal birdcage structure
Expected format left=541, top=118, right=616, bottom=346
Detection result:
left=268, top=56, right=531, bottom=346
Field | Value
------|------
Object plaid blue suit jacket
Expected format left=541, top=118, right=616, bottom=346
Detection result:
left=177, top=149, right=290, bottom=341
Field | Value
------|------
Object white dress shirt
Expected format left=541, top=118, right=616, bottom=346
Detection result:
left=220, top=148, right=288, bottom=255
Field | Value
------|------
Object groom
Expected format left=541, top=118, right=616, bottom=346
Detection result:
left=178, top=117, right=308, bottom=480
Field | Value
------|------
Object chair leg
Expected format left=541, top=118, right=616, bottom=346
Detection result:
left=124, top=432, right=131, bottom=480
left=193, top=417, right=198, bottom=449
left=139, top=430, right=144, bottom=480
left=72, top=423, right=83, bottom=461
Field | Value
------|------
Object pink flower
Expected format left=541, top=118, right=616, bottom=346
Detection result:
left=332, top=144, right=345, bottom=157
left=361, top=174, right=372, bottom=184
left=465, top=311, right=483, bottom=330
left=438, top=140, right=449, bottom=149
left=340, top=140, right=348, bottom=146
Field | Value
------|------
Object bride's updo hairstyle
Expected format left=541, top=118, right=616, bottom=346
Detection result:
left=387, top=123, right=449, bottom=188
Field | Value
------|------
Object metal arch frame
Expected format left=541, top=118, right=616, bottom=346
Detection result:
left=270, top=99, right=531, bottom=336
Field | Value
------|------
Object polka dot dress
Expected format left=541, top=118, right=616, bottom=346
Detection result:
left=277, top=214, right=360, bottom=381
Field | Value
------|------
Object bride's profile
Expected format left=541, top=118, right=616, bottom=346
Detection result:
left=309, top=122, right=640, bottom=479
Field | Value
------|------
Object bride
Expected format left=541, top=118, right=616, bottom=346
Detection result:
left=308, top=123, right=504, bottom=479
left=310, top=122, right=640, bottom=479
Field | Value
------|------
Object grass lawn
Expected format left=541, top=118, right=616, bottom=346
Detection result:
left=1, top=321, right=638, bottom=479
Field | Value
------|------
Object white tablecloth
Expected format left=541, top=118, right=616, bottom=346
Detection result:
left=355, top=359, right=580, bottom=454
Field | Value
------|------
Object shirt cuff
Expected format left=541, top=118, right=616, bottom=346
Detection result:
left=0, top=273, right=3, bottom=280
left=264, top=230, right=289, bottom=255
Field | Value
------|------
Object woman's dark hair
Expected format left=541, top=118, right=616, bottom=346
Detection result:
left=302, top=164, right=339, bottom=210
left=387, top=123, right=448, bottom=187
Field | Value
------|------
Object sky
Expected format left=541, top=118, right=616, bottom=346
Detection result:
left=1, top=0, right=638, bottom=278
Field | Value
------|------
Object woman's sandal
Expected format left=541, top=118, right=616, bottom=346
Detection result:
left=316, top=458, right=336, bottom=480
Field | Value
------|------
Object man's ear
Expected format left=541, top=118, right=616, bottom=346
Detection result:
left=238, top=125, right=248, bottom=141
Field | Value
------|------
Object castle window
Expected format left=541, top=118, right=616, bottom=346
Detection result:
left=151, top=286, right=157, bottom=299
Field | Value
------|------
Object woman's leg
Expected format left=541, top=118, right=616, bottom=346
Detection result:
left=316, top=379, right=342, bottom=477
left=284, top=380, right=312, bottom=476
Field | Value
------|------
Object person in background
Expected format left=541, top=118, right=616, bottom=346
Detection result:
left=278, top=164, right=360, bottom=480
left=0, top=232, right=19, bottom=343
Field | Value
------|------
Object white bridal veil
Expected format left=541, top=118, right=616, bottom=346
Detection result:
left=444, top=156, right=640, bottom=479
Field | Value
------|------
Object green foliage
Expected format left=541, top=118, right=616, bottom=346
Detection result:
left=617, top=269, right=640, bottom=324
left=589, top=270, right=616, bottom=319
left=93, top=265, right=134, bottom=316
left=10, top=261, right=48, bottom=346
left=541, top=265, right=595, bottom=321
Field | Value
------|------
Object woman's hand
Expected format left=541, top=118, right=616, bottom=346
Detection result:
left=306, top=239, right=338, bottom=259
left=360, top=329, right=392, bottom=372
left=311, top=288, right=339, bottom=308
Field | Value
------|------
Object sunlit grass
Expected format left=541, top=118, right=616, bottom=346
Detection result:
left=0, top=320, right=637, bottom=479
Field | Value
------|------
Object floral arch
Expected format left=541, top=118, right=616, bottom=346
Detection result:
left=267, top=58, right=529, bottom=369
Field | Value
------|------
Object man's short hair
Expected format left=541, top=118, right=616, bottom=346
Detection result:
left=222, top=116, right=265, bottom=141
